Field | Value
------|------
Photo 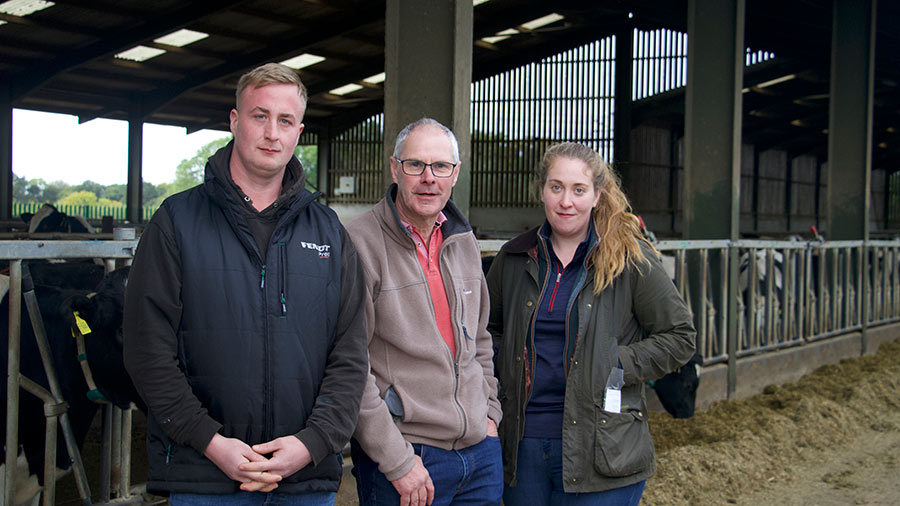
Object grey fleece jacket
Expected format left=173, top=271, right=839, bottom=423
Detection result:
left=345, top=185, right=502, bottom=481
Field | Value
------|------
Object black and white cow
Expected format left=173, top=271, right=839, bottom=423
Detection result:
left=1, top=265, right=141, bottom=505
left=21, top=204, right=95, bottom=234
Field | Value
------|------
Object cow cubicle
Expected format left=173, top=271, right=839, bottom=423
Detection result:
left=3, top=235, right=140, bottom=506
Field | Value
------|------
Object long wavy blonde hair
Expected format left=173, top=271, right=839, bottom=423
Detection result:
left=537, top=142, right=657, bottom=293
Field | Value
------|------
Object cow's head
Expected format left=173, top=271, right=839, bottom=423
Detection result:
left=65, top=267, right=145, bottom=412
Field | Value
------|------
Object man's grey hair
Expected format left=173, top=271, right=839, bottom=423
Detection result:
left=392, top=118, right=460, bottom=163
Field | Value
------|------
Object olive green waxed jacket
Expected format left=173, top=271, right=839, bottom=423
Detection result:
left=486, top=226, right=696, bottom=493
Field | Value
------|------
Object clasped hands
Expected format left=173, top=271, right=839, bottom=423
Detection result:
left=204, top=433, right=312, bottom=492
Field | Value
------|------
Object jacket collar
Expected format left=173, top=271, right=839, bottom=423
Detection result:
left=502, top=221, right=599, bottom=264
left=377, top=183, right=472, bottom=247
left=501, top=226, right=541, bottom=255
left=203, top=140, right=318, bottom=216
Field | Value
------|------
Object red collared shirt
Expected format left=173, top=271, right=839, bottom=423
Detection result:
left=402, top=212, right=456, bottom=358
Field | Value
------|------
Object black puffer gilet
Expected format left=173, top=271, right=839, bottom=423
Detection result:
left=145, top=152, right=345, bottom=494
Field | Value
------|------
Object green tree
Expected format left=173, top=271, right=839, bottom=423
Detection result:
left=12, top=176, right=70, bottom=204
left=98, top=197, right=124, bottom=207
left=13, top=174, right=28, bottom=201
left=142, top=182, right=170, bottom=209
left=172, top=136, right=232, bottom=193
left=26, top=179, right=45, bottom=201
left=295, top=145, right=318, bottom=191
left=71, top=180, right=105, bottom=198
left=43, top=180, right=68, bottom=203
left=104, top=184, right=127, bottom=203
left=57, top=190, right=98, bottom=206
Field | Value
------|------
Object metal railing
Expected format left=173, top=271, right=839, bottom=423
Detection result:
left=655, top=239, right=899, bottom=368
left=479, top=237, right=899, bottom=372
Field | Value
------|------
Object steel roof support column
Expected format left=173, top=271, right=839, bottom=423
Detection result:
left=0, top=95, right=11, bottom=221
left=827, top=0, right=876, bottom=355
left=684, top=0, right=745, bottom=399
left=383, top=0, right=473, bottom=217
left=614, top=23, right=634, bottom=196
left=827, top=0, right=875, bottom=241
left=317, top=125, right=331, bottom=200
left=126, top=113, right=143, bottom=224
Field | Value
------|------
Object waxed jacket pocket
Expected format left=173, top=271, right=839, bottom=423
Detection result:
left=592, top=405, right=654, bottom=478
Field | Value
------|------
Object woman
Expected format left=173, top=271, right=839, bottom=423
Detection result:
left=486, top=142, right=696, bottom=505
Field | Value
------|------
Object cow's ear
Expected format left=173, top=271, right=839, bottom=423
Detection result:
left=69, top=295, right=97, bottom=325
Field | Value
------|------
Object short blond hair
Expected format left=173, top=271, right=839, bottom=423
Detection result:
left=235, top=63, right=308, bottom=110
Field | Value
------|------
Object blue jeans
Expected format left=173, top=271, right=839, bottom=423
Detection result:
left=503, top=438, right=645, bottom=506
left=169, top=490, right=335, bottom=506
left=351, top=436, right=503, bottom=506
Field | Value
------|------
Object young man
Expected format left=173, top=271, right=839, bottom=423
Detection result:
left=124, top=63, right=368, bottom=505
left=347, top=118, right=503, bottom=506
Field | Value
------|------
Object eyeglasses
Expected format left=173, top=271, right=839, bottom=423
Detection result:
left=396, top=158, right=458, bottom=178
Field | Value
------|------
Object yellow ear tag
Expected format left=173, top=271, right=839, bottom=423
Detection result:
left=73, top=311, right=92, bottom=335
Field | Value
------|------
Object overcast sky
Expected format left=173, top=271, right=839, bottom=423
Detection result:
left=12, top=109, right=231, bottom=186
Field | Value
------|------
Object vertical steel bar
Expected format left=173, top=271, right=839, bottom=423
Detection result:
left=856, top=245, right=863, bottom=327
left=720, top=247, right=729, bottom=358
left=819, top=246, right=826, bottom=333
left=5, top=260, right=22, bottom=506
left=100, top=403, right=112, bottom=502
left=880, top=246, right=887, bottom=321
left=112, top=406, right=123, bottom=496
left=765, top=248, right=775, bottom=344
left=748, top=248, right=758, bottom=350
left=120, top=405, right=133, bottom=499
left=782, top=249, right=791, bottom=342
left=844, top=246, right=852, bottom=327
left=891, top=246, right=900, bottom=318
left=799, top=247, right=807, bottom=340
left=860, top=244, right=868, bottom=353
left=41, top=414, right=57, bottom=506
left=698, top=249, right=709, bottom=357
left=830, top=248, right=838, bottom=331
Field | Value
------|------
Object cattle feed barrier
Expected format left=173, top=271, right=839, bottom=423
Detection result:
left=3, top=236, right=139, bottom=506
left=479, top=238, right=900, bottom=400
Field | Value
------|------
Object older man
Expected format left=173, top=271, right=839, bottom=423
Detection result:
left=346, top=118, right=503, bottom=506
left=124, top=63, right=368, bottom=506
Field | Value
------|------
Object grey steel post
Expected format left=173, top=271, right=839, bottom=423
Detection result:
left=41, top=404, right=59, bottom=506
left=120, top=405, right=133, bottom=499
left=112, top=406, right=123, bottom=497
left=748, top=248, right=757, bottom=349
left=100, top=404, right=113, bottom=502
left=765, top=248, right=775, bottom=344
left=859, top=245, right=868, bottom=353
left=4, top=260, right=22, bottom=506
left=698, top=249, right=708, bottom=355
left=719, top=248, right=730, bottom=360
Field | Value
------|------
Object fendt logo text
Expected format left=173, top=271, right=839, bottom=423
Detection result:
left=301, top=241, right=331, bottom=258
